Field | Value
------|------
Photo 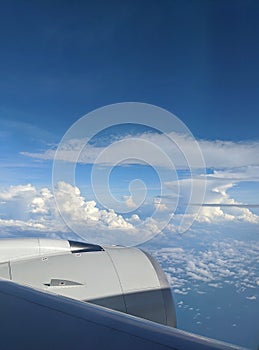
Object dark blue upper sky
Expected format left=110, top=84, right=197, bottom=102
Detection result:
left=0, top=0, right=259, bottom=142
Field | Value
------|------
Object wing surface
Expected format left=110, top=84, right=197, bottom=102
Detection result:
left=0, top=278, right=247, bottom=350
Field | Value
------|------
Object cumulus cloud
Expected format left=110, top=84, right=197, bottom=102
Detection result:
left=0, top=184, right=36, bottom=201
left=163, top=174, right=259, bottom=225
left=54, top=181, right=134, bottom=229
left=196, top=180, right=259, bottom=224
left=0, top=182, right=162, bottom=245
left=0, top=182, right=132, bottom=230
left=0, top=177, right=258, bottom=243
left=152, top=235, right=259, bottom=296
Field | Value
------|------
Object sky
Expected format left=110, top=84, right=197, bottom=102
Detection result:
left=0, top=0, right=259, bottom=348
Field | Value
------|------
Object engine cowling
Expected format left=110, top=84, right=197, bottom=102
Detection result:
left=0, top=238, right=176, bottom=327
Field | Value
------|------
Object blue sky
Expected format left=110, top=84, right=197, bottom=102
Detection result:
left=1, top=0, right=259, bottom=140
left=0, top=1, right=259, bottom=348
left=0, top=0, right=259, bottom=190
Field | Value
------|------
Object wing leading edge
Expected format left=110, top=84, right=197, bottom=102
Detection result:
left=0, top=278, right=247, bottom=350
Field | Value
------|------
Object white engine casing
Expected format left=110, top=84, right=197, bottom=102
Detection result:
left=0, top=238, right=176, bottom=327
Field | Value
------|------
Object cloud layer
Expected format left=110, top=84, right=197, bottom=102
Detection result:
left=154, top=239, right=259, bottom=294
left=21, top=132, right=259, bottom=170
left=0, top=179, right=258, bottom=244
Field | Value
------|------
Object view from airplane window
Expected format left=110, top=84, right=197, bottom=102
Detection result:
left=0, top=1, right=258, bottom=349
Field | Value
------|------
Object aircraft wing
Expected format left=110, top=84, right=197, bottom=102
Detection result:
left=0, top=278, right=247, bottom=350
left=0, top=238, right=248, bottom=349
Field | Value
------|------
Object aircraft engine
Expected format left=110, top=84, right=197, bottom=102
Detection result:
left=0, top=238, right=176, bottom=327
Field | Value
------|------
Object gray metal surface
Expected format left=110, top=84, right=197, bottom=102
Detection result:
left=10, top=249, right=125, bottom=308
left=142, top=250, right=177, bottom=327
left=0, top=278, right=248, bottom=350
left=0, top=262, right=10, bottom=279
left=1, top=239, right=176, bottom=326
left=106, top=246, right=176, bottom=326
left=0, top=238, right=71, bottom=262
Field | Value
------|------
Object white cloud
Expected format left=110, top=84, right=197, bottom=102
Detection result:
left=54, top=181, right=133, bottom=229
left=21, top=132, right=259, bottom=170
left=19, top=131, right=259, bottom=231
left=0, top=218, right=46, bottom=230
left=0, top=177, right=258, bottom=244
left=30, top=188, right=53, bottom=214
left=0, top=182, right=161, bottom=245
left=206, top=166, right=259, bottom=182
left=0, top=182, right=133, bottom=232
left=152, top=235, right=259, bottom=296
left=123, top=195, right=137, bottom=209
left=195, top=179, right=259, bottom=224
left=153, top=197, right=171, bottom=212
left=164, top=174, right=259, bottom=224
left=0, top=184, right=36, bottom=201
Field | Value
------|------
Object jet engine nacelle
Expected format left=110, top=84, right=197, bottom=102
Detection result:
left=0, top=238, right=176, bottom=327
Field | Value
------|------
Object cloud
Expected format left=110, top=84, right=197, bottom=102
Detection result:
left=21, top=132, right=259, bottom=170
left=152, top=233, right=259, bottom=296
left=153, top=197, right=170, bottom=212
left=19, top=132, right=259, bottom=229
left=200, top=203, right=259, bottom=208
left=0, top=182, right=133, bottom=231
left=195, top=180, right=259, bottom=224
left=30, top=188, right=53, bottom=214
left=0, top=178, right=258, bottom=244
left=163, top=176, right=259, bottom=224
left=0, top=184, right=36, bottom=201
left=54, top=181, right=134, bottom=229
left=206, top=166, right=259, bottom=182
left=123, top=195, right=137, bottom=209
left=0, top=182, right=161, bottom=245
